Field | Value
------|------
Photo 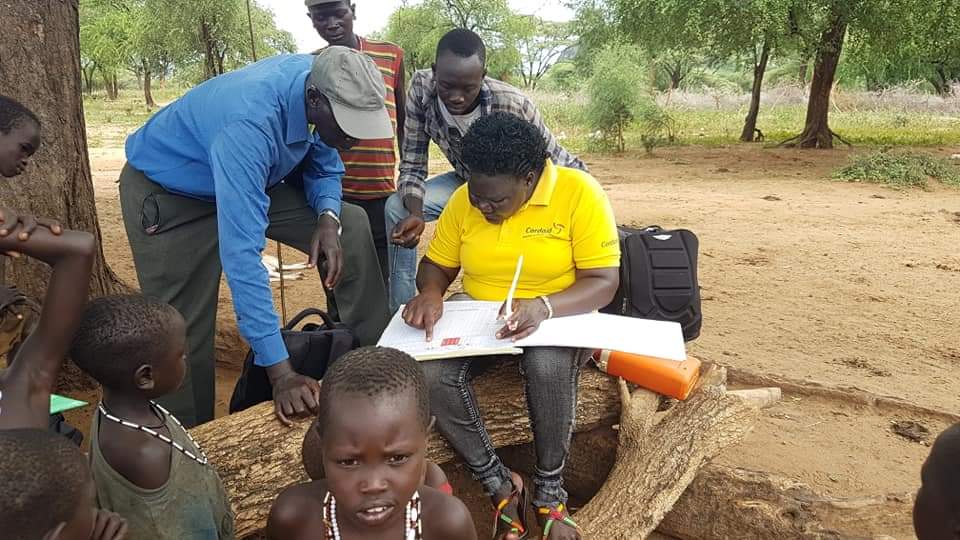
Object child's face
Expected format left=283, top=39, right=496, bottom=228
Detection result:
left=0, top=121, right=40, bottom=178
left=321, top=392, right=427, bottom=532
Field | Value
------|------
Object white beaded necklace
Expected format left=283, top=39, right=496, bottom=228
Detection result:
left=97, top=401, right=209, bottom=466
left=322, top=491, right=422, bottom=540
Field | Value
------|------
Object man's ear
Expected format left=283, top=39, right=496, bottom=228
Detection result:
left=482, top=68, right=488, bottom=79
left=431, top=63, right=436, bottom=74
left=306, top=86, right=323, bottom=109
left=350, top=3, right=357, bottom=16
left=134, top=364, right=155, bottom=391
left=42, top=522, right=66, bottom=540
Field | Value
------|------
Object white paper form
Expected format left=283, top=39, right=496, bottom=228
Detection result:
left=518, top=313, right=687, bottom=361
left=379, top=301, right=687, bottom=363
left=378, top=301, right=521, bottom=360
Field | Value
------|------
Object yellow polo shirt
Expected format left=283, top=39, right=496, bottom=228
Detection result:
left=426, top=160, right=621, bottom=301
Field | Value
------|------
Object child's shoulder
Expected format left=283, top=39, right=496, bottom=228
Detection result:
left=267, top=480, right=328, bottom=538
left=420, top=486, right=477, bottom=540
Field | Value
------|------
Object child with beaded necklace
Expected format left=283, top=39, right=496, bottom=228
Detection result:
left=267, top=346, right=477, bottom=540
left=70, top=294, right=234, bottom=539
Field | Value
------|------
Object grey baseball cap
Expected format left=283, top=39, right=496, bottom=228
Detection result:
left=305, top=0, right=346, bottom=8
left=307, top=46, right=392, bottom=140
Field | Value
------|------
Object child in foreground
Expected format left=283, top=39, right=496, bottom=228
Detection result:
left=0, top=428, right=127, bottom=540
left=267, top=346, right=477, bottom=540
left=914, top=422, right=960, bottom=539
left=70, top=295, right=235, bottom=539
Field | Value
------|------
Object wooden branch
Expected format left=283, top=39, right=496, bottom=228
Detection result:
left=190, top=359, right=622, bottom=538
left=659, top=464, right=915, bottom=539
left=574, top=365, right=760, bottom=538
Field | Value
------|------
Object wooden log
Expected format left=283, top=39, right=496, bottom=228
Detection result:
left=659, top=465, right=915, bottom=539
left=574, top=365, right=760, bottom=538
left=190, top=358, right=622, bottom=538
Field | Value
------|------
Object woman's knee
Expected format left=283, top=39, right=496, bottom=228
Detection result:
left=519, top=347, right=580, bottom=384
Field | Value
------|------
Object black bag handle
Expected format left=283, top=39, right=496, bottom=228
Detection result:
left=284, top=308, right=336, bottom=331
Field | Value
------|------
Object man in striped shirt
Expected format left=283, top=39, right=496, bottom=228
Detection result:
left=385, top=29, right=586, bottom=312
left=308, top=0, right=405, bottom=282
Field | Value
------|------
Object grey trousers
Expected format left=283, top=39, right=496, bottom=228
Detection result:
left=118, top=164, right=390, bottom=426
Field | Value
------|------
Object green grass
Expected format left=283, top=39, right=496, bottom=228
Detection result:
left=83, top=87, right=184, bottom=148
left=833, top=151, right=960, bottom=188
left=84, top=86, right=960, bottom=154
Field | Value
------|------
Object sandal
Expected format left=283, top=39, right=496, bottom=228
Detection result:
left=492, top=472, right=528, bottom=539
left=536, top=503, right=581, bottom=539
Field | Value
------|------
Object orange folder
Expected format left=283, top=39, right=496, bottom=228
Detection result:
left=593, top=349, right=702, bottom=400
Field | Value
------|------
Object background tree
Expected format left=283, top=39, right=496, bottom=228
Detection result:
left=585, top=45, right=647, bottom=152
left=513, top=17, right=574, bottom=89
left=381, top=0, right=521, bottom=81
left=0, top=0, right=124, bottom=299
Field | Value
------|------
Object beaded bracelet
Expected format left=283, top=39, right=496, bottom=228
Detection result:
left=539, top=295, right=554, bottom=319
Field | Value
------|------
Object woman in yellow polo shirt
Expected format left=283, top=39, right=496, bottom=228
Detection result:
left=403, top=112, right=620, bottom=540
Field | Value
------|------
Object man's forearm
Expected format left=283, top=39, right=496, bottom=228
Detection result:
left=403, top=194, right=424, bottom=217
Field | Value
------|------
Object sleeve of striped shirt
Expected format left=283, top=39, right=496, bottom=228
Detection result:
left=397, top=71, right=430, bottom=202
left=520, top=93, right=588, bottom=173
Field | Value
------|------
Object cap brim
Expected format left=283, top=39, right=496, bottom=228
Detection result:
left=329, top=100, right=394, bottom=140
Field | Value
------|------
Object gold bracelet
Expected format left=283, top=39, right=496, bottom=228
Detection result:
left=539, top=295, right=554, bottom=319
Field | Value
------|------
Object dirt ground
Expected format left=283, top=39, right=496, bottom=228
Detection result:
left=81, top=144, right=960, bottom=535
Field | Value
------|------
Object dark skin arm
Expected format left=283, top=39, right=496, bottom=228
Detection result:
left=266, top=482, right=326, bottom=540
left=390, top=194, right=426, bottom=248
left=266, top=360, right=322, bottom=427
left=401, top=257, right=460, bottom=341
left=497, top=267, right=620, bottom=340
left=0, top=225, right=95, bottom=430
left=422, top=487, right=479, bottom=540
left=395, top=57, right=407, bottom=150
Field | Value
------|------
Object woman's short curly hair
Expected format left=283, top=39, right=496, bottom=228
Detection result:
left=461, top=111, right=548, bottom=180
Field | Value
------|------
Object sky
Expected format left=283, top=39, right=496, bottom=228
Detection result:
left=259, top=0, right=575, bottom=53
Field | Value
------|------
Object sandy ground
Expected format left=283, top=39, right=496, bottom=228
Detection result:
left=81, top=144, right=960, bottom=535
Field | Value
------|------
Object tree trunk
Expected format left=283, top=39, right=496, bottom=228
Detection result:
left=0, top=0, right=125, bottom=301
left=201, top=20, right=217, bottom=80
left=740, top=41, right=771, bottom=143
left=142, top=61, right=155, bottom=108
left=0, top=0, right=127, bottom=390
left=790, top=10, right=847, bottom=149
left=190, top=360, right=759, bottom=538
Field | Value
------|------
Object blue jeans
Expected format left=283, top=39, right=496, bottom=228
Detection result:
left=384, top=171, right=463, bottom=312
left=420, top=347, right=590, bottom=508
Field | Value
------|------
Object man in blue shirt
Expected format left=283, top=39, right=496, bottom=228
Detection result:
left=119, top=47, right=394, bottom=427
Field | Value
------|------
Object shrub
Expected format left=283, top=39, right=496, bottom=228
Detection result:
left=637, top=102, right=676, bottom=154
left=833, top=151, right=960, bottom=188
left=585, top=45, right=647, bottom=152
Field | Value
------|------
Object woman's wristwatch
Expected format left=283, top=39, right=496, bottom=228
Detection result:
left=539, top=295, right=554, bottom=319
left=318, top=209, right=342, bottom=236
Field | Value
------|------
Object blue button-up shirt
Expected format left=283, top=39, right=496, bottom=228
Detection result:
left=126, top=54, right=343, bottom=367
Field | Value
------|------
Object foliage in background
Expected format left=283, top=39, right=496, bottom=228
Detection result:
left=585, top=45, right=648, bottom=152
left=833, top=151, right=960, bottom=188
left=79, top=0, right=294, bottom=104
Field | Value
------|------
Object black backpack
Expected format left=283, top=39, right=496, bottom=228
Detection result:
left=601, top=226, right=702, bottom=341
left=228, top=308, right=357, bottom=413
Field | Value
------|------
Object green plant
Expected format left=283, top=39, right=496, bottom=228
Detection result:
left=833, top=151, right=960, bottom=188
left=585, top=45, right=646, bottom=152
left=637, top=102, right=676, bottom=154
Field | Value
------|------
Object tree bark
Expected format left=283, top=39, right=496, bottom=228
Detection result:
left=740, top=41, right=771, bottom=143
left=659, top=465, right=915, bottom=539
left=191, top=361, right=759, bottom=539
left=790, top=10, right=847, bottom=149
left=0, top=0, right=125, bottom=301
left=142, top=60, right=155, bottom=108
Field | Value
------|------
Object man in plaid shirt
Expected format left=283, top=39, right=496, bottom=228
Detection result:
left=385, top=28, right=586, bottom=312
